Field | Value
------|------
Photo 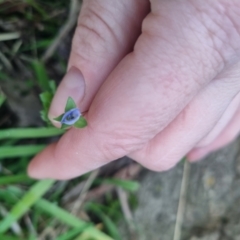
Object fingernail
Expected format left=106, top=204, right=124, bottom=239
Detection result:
left=49, top=66, right=85, bottom=121
left=64, top=66, right=85, bottom=91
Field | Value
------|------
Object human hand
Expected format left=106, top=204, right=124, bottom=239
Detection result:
left=28, top=0, right=240, bottom=179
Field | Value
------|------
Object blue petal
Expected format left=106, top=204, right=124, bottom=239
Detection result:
left=61, top=108, right=81, bottom=125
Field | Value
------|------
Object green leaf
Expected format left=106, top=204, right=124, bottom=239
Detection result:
left=61, top=123, right=70, bottom=130
left=40, top=110, right=48, bottom=123
left=73, top=116, right=87, bottom=128
left=0, top=145, right=45, bottom=159
left=38, top=78, right=57, bottom=125
left=39, top=92, right=52, bottom=110
left=0, top=179, right=55, bottom=233
left=65, top=97, right=76, bottom=112
left=49, top=80, right=56, bottom=94
left=54, top=114, right=64, bottom=122
left=39, top=91, right=54, bottom=125
left=102, top=179, right=140, bottom=192
left=32, top=60, right=50, bottom=91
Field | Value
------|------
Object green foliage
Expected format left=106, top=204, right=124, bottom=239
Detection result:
left=0, top=174, right=32, bottom=185
left=54, top=114, right=65, bottom=122
left=33, top=60, right=57, bottom=125
left=0, top=145, right=46, bottom=159
left=65, top=97, right=77, bottom=112
left=32, top=60, right=51, bottom=92
left=102, top=178, right=140, bottom=192
left=54, top=97, right=88, bottom=129
left=55, top=228, right=84, bottom=240
left=0, top=92, right=6, bottom=108
left=0, top=179, right=55, bottom=233
left=74, top=117, right=88, bottom=128
left=61, top=123, right=70, bottom=130
left=0, top=127, right=64, bottom=140
left=39, top=81, right=56, bottom=126
left=85, top=203, right=121, bottom=240
left=0, top=234, right=23, bottom=240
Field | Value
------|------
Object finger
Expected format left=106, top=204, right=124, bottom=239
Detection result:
left=130, top=66, right=240, bottom=171
left=188, top=104, right=240, bottom=161
left=49, top=0, right=149, bottom=121
left=28, top=1, right=235, bottom=179
left=194, top=91, right=240, bottom=148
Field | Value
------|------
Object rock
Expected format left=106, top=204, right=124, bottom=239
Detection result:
left=120, top=138, right=240, bottom=240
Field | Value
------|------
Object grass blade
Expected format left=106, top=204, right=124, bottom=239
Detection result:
left=0, top=179, right=55, bottom=233
left=74, top=227, right=113, bottom=240
left=85, top=203, right=121, bottom=240
left=102, top=179, right=140, bottom=192
left=34, top=199, right=89, bottom=229
left=0, top=188, right=112, bottom=240
left=0, top=128, right=64, bottom=140
left=0, top=145, right=45, bottom=159
left=0, top=174, right=32, bottom=185
left=0, top=234, right=23, bottom=240
left=56, top=228, right=84, bottom=240
left=34, top=199, right=113, bottom=239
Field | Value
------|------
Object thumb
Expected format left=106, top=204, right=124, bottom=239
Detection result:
left=28, top=0, right=226, bottom=180
left=49, top=0, right=149, bottom=120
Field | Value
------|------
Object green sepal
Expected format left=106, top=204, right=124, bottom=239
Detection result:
left=65, top=97, right=76, bottom=112
left=61, top=123, right=70, bottom=130
left=73, top=116, right=87, bottom=128
left=53, top=113, right=64, bottom=122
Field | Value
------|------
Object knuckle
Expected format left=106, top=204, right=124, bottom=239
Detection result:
left=72, top=4, right=119, bottom=59
left=135, top=144, right=180, bottom=172
left=145, top=156, right=178, bottom=172
left=72, top=23, right=106, bottom=61
left=99, top=129, right=147, bottom=161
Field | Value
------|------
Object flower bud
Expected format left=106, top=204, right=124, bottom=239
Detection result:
left=61, top=108, right=81, bottom=125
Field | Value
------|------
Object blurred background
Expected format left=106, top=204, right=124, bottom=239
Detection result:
left=1, top=1, right=240, bottom=240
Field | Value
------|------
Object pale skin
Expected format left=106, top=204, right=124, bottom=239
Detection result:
left=28, top=0, right=240, bottom=180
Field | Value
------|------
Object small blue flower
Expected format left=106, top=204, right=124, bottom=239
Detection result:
left=61, top=108, right=81, bottom=125
left=53, top=97, right=87, bottom=129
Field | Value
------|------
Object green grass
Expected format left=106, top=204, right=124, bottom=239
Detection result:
left=0, top=1, right=138, bottom=239
left=0, top=145, right=46, bottom=159
left=0, top=128, right=64, bottom=140
left=0, top=179, right=55, bottom=233
left=0, top=92, right=6, bottom=107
